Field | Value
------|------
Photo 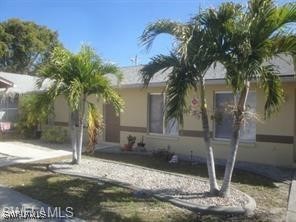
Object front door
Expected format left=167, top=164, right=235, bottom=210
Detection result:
left=104, top=104, right=120, bottom=143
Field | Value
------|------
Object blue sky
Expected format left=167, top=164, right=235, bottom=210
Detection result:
left=0, top=0, right=292, bottom=67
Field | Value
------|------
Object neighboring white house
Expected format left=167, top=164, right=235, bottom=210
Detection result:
left=0, top=72, right=50, bottom=123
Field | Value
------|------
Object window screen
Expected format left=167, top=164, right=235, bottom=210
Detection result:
left=214, top=92, right=256, bottom=142
left=149, top=94, right=164, bottom=134
left=149, top=94, right=179, bottom=135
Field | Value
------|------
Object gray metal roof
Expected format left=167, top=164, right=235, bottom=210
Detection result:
left=115, top=62, right=226, bottom=88
left=118, top=55, right=295, bottom=87
left=0, top=55, right=294, bottom=93
left=0, top=76, right=13, bottom=88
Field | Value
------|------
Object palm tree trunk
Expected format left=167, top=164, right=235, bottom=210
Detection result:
left=70, top=111, right=78, bottom=164
left=77, top=95, right=87, bottom=164
left=199, top=79, right=219, bottom=195
left=219, top=81, right=250, bottom=197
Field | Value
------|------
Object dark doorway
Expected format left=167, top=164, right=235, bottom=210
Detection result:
left=104, top=104, right=120, bottom=143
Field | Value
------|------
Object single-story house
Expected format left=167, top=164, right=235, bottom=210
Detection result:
left=1, top=55, right=295, bottom=167
left=52, top=55, right=296, bottom=168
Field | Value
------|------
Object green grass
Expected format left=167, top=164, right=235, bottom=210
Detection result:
left=0, top=159, right=196, bottom=222
left=0, top=150, right=290, bottom=222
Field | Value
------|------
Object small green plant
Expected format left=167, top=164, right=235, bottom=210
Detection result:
left=123, top=135, right=136, bottom=151
left=17, top=93, right=53, bottom=138
left=137, top=136, right=145, bottom=147
left=86, top=104, right=104, bottom=154
left=136, top=136, right=146, bottom=152
left=127, top=135, right=136, bottom=147
left=41, top=126, right=68, bottom=143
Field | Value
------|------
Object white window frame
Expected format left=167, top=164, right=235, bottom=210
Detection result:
left=213, top=91, right=256, bottom=143
left=148, top=93, right=179, bottom=136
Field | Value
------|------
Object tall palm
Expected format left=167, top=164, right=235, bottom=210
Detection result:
left=39, top=45, right=124, bottom=164
left=140, top=20, right=220, bottom=194
left=200, top=0, right=296, bottom=197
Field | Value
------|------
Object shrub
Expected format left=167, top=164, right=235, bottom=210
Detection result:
left=86, top=104, right=104, bottom=154
left=16, top=122, right=38, bottom=139
left=17, top=93, right=53, bottom=138
left=41, top=126, right=68, bottom=143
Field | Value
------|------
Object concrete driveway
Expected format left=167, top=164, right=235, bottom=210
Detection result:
left=0, top=185, right=84, bottom=221
left=0, top=140, right=71, bottom=167
left=0, top=141, right=84, bottom=221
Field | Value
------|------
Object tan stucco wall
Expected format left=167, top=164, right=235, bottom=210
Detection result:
left=53, top=82, right=296, bottom=167
left=53, top=95, right=104, bottom=143
left=256, top=83, right=295, bottom=136
left=54, top=95, right=69, bottom=123
left=118, top=82, right=296, bottom=167
left=120, top=88, right=148, bottom=127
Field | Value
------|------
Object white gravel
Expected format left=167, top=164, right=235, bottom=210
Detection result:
left=51, top=158, right=249, bottom=208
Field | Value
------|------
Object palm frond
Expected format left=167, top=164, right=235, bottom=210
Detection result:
left=140, top=52, right=198, bottom=126
left=275, top=2, right=296, bottom=28
left=86, top=76, right=108, bottom=95
left=140, top=19, right=190, bottom=50
left=18, top=93, right=54, bottom=128
left=267, top=34, right=296, bottom=55
left=165, top=62, right=196, bottom=126
left=79, top=44, right=102, bottom=67
left=100, top=63, right=123, bottom=84
left=140, top=53, right=180, bottom=87
left=36, top=77, right=45, bottom=89
left=102, top=85, right=124, bottom=115
left=68, top=79, right=83, bottom=110
left=86, top=102, right=104, bottom=154
left=38, top=46, right=72, bottom=79
left=259, top=65, right=284, bottom=118
left=223, top=63, right=246, bottom=94
left=249, top=0, right=296, bottom=48
left=100, top=63, right=119, bottom=75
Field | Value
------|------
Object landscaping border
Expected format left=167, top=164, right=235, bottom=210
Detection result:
left=48, top=158, right=256, bottom=216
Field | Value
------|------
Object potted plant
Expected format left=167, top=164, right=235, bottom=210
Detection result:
left=137, top=136, right=146, bottom=152
left=123, top=134, right=136, bottom=151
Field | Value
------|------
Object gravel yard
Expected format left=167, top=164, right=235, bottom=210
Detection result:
left=51, top=158, right=250, bottom=209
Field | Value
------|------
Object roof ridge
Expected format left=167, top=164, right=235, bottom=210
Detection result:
left=120, top=65, right=144, bottom=69
left=0, top=71, right=38, bottom=78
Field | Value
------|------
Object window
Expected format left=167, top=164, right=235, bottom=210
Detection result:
left=149, top=94, right=178, bottom=136
left=214, top=91, right=256, bottom=142
left=0, top=95, right=18, bottom=122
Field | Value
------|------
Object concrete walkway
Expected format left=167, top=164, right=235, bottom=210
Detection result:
left=0, top=185, right=83, bottom=221
left=287, top=171, right=296, bottom=222
left=0, top=141, right=83, bottom=221
left=0, top=141, right=71, bottom=167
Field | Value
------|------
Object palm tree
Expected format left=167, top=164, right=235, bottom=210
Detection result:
left=140, top=20, right=220, bottom=194
left=39, top=45, right=124, bottom=164
left=200, top=0, right=296, bottom=197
